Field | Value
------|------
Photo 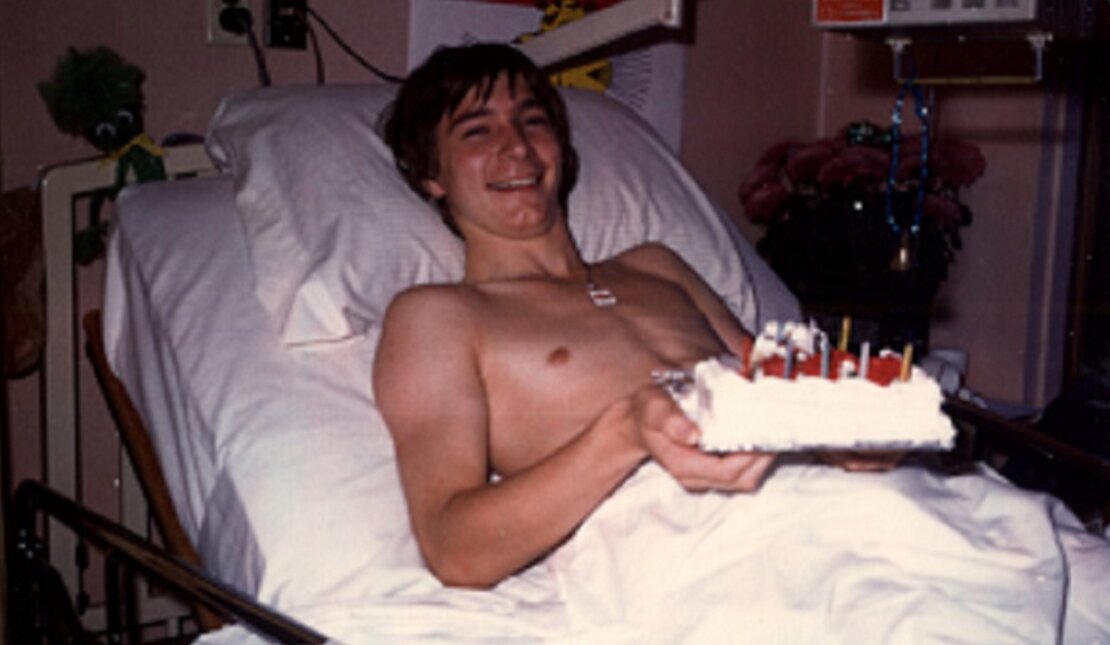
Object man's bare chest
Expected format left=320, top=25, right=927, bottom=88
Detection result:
left=471, top=278, right=725, bottom=471
left=479, top=280, right=710, bottom=383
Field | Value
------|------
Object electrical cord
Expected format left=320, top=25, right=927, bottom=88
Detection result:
left=304, top=6, right=404, bottom=83
left=305, top=18, right=326, bottom=84
left=244, top=24, right=273, bottom=86
left=219, top=4, right=272, bottom=87
left=219, top=3, right=399, bottom=86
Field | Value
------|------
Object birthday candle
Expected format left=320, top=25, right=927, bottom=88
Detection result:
left=839, top=316, right=851, bottom=352
left=860, top=342, right=870, bottom=379
left=820, top=335, right=830, bottom=378
left=784, top=339, right=795, bottom=378
left=775, top=321, right=785, bottom=344
left=900, top=343, right=914, bottom=381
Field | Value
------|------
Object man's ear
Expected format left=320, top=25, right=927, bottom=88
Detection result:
left=421, top=178, right=446, bottom=200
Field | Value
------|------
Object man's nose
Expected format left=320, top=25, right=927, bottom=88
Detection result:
left=499, top=124, right=533, bottom=158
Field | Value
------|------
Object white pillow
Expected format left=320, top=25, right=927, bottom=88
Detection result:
left=206, top=83, right=796, bottom=345
left=206, top=84, right=464, bottom=346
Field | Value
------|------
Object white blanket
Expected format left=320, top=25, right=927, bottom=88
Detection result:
left=200, top=462, right=1110, bottom=644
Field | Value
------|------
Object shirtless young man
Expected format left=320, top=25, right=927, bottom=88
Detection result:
left=373, top=43, right=778, bottom=589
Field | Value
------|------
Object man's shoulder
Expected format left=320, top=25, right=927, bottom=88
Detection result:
left=394, top=281, right=474, bottom=300
left=614, top=241, right=680, bottom=264
left=384, top=283, right=481, bottom=326
left=610, top=242, right=691, bottom=278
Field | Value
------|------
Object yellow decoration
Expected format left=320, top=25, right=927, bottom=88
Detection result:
left=517, top=1, right=614, bottom=93
left=101, top=132, right=165, bottom=165
left=549, top=59, right=613, bottom=93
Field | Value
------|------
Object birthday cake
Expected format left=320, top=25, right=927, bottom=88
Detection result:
left=670, top=322, right=955, bottom=452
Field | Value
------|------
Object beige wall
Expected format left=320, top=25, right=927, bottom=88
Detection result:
left=681, top=1, right=824, bottom=239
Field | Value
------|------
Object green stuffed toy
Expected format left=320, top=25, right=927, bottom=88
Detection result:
left=38, top=46, right=167, bottom=264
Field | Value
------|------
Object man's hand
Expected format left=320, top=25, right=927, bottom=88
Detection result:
left=606, top=384, right=776, bottom=492
left=817, top=451, right=905, bottom=472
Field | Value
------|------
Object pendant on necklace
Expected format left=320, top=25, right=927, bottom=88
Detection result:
left=890, top=230, right=914, bottom=273
left=586, top=282, right=618, bottom=308
left=585, top=265, right=618, bottom=308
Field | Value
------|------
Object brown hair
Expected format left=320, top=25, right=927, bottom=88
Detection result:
left=379, top=43, right=579, bottom=235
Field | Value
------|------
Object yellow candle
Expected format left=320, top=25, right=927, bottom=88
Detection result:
left=900, top=343, right=914, bottom=381
left=839, top=316, right=851, bottom=352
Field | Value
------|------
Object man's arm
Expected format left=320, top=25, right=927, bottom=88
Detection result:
left=373, top=286, right=652, bottom=588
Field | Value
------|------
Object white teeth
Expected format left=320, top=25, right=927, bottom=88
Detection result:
left=490, top=176, right=539, bottom=190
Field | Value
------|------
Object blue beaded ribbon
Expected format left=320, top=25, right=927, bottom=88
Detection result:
left=885, top=79, right=930, bottom=236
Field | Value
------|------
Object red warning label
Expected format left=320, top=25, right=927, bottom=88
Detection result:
left=815, top=0, right=885, bottom=24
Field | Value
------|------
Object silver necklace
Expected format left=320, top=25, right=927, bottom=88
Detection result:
left=585, top=264, right=617, bottom=308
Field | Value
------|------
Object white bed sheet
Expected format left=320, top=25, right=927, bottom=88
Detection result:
left=104, top=177, right=1110, bottom=643
left=106, top=176, right=422, bottom=601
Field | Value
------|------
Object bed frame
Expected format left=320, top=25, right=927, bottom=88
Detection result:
left=35, top=145, right=219, bottom=637
left=22, top=147, right=1110, bottom=640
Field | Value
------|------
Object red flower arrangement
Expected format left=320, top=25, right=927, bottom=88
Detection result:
left=738, top=121, right=985, bottom=351
left=741, top=122, right=984, bottom=229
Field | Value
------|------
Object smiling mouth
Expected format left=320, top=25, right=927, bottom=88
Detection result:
left=488, top=175, right=541, bottom=190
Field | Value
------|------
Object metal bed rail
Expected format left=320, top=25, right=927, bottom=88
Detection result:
left=11, top=479, right=327, bottom=643
left=943, top=396, right=1110, bottom=485
left=942, top=395, right=1110, bottom=529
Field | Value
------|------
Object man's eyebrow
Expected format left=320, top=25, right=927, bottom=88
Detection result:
left=446, top=96, right=546, bottom=133
left=446, top=107, right=490, bottom=133
left=518, top=97, right=545, bottom=112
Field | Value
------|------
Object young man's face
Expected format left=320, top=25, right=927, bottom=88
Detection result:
left=422, top=73, right=564, bottom=241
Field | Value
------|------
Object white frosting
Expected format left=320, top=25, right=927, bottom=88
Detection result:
left=750, top=321, right=818, bottom=366
left=677, top=357, right=956, bottom=452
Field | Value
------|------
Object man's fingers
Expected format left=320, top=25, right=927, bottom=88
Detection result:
left=659, top=411, right=700, bottom=446
left=662, top=449, right=775, bottom=492
left=712, top=452, right=775, bottom=490
left=631, top=382, right=776, bottom=493
left=634, top=384, right=699, bottom=445
left=819, top=450, right=904, bottom=472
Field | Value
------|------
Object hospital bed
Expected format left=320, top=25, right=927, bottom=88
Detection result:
left=20, top=81, right=1110, bottom=643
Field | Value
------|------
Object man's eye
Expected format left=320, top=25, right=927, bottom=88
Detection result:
left=523, top=114, right=551, bottom=128
left=462, top=126, right=489, bottom=139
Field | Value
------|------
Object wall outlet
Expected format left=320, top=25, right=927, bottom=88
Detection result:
left=207, top=0, right=257, bottom=46
left=266, top=0, right=308, bottom=50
